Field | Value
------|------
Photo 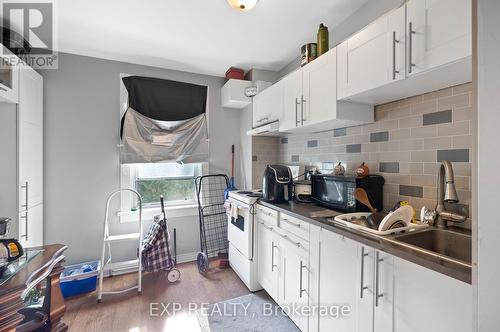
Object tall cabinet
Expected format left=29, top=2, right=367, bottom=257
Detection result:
left=0, top=54, right=44, bottom=248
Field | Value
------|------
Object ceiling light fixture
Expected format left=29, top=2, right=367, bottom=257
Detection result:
left=227, top=0, right=259, bottom=12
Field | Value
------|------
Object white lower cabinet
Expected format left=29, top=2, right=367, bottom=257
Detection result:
left=257, top=219, right=280, bottom=302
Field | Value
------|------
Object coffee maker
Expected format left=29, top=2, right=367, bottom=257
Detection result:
left=262, top=165, right=293, bottom=203
left=0, top=217, right=24, bottom=274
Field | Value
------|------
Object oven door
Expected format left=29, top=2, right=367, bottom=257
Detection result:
left=227, top=199, right=253, bottom=260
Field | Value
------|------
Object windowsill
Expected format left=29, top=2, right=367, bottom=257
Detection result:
left=118, top=204, right=198, bottom=223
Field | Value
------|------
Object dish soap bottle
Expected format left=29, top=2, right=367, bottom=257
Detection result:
left=317, top=23, right=329, bottom=56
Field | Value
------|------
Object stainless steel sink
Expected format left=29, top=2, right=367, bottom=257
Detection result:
left=393, top=228, right=472, bottom=264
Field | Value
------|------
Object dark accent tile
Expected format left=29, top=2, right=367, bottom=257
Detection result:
left=370, top=131, right=389, bottom=142
left=379, top=162, right=400, bottom=173
left=399, top=185, right=423, bottom=198
left=334, top=128, right=347, bottom=137
left=281, top=137, right=288, bottom=144
left=423, top=110, right=452, bottom=126
left=252, top=155, right=257, bottom=162
left=307, top=140, right=318, bottom=148
left=346, top=144, right=362, bottom=153
left=437, top=149, right=469, bottom=162
left=291, top=155, right=300, bottom=162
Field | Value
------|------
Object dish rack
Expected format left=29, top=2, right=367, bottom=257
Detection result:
left=329, top=212, right=429, bottom=236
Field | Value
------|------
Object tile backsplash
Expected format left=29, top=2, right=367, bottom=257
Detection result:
left=277, top=82, right=473, bottom=220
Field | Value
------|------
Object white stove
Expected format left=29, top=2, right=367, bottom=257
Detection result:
left=226, top=190, right=263, bottom=292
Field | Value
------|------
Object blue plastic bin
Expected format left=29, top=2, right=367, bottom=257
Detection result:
left=60, top=260, right=100, bottom=298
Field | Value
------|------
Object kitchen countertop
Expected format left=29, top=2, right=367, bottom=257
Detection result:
left=259, top=200, right=472, bottom=284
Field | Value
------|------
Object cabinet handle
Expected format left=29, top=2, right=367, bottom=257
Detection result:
left=408, top=22, right=416, bottom=74
left=375, top=251, right=384, bottom=307
left=21, top=181, right=28, bottom=210
left=282, top=234, right=302, bottom=248
left=295, top=98, right=300, bottom=126
left=360, top=247, right=369, bottom=298
left=271, top=241, right=278, bottom=272
left=300, top=95, right=306, bottom=125
left=299, top=260, right=308, bottom=298
left=20, top=211, right=28, bottom=241
left=257, top=117, right=269, bottom=124
left=392, top=31, right=400, bottom=80
left=281, top=218, right=301, bottom=228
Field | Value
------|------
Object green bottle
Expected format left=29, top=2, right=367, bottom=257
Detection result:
left=317, top=23, right=329, bottom=56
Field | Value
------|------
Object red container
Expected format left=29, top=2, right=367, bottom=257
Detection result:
left=225, top=67, right=245, bottom=80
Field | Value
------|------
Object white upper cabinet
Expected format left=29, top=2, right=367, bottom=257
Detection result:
left=280, top=48, right=373, bottom=133
left=0, top=47, right=20, bottom=104
left=221, top=79, right=252, bottom=109
left=252, top=80, right=283, bottom=128
left=279, top=69, right=303, bottom=132
left=338, top=6, right=406, bottom=99
left=407, top=0, right=472, bottom=76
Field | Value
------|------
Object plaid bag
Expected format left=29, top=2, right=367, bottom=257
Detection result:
left=141, top=215, right=174, bottom=272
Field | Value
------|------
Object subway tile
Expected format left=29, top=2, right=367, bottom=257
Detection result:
left=399, top=185, right=424, bottom=198
left=423, top=137, right=452, bottom=150
left=411, top=125, right=438, bottom=139
left=400, top=95, right=423, bottom=106
left=346, top=144, right=362, bottom=153
left=378, top=141, right=400, bottom=152
left=399, top=116, right=422, bottom=128
left=390, top=128, right=411, bottom=140
left=384, top=183, right=400, bottom=194
left=388, top=105, right=412, bottom=119
left=333, top=127, right=347, bottom=137
left=387, top=174, right=411, bottom=185
left=423, top=162, right=439, bottom=175
left=375, top=110, right=390, bottom=121
left=291, top=155, right=300, bottom=162
left=452, top=82, right=473, bottom=95
left=362, top=143, right=378, bottom=152
left=411, top=99, right=438, bottom=114
left=399, top=139, right=423, bottom=151
left=362, top=123, right=379, bottom=134
left=438, top=94, right=470, bottom=111
left=352, top=134, right=370, bottom=144
left=408, top=162, right=424, bottom=174
left=379, top=151, right=411, bottom=162
left=411, top=174, right=437, bottom=187
left=423, top=87, right=453, bottom=101
left=454, top=176, right=470, bottom=190
left=378, top=120, right=399, bottom=131
left=423, top=110, right=452, bottom=126
left=280, top=137, right=288, bottom=144
left=437, top=121, right=470, bottom=136
left=453, top=107, right=473, bottom=121
left=423, top=187, right=437, bottom=200
left=411, top=151, right=436, bottom=162
left=379, top=162, right=400, bottom=173
left=376, top=100, right=400, bottom=112
left=370, top=131, right=389, bottom=142
left=337, top=135, right=355, bottom=144
left=307, top=140, right=318, bottom=148
left=452, top=135, right=472, bottom=149
left=453, top=163, right=472, bottom=176
left=437, top=149, right=470, bottom=162
left=347, top=126, right=363, bottom=135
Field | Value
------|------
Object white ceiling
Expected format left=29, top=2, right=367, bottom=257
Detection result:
left=57, top=0, right=368, bottom=77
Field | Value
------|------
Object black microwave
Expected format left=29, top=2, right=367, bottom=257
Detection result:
left=310, top=174, right=385, bottom=212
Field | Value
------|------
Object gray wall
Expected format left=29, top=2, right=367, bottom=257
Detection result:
left=278, top=0, right=405, bottom=78
left=40, top=53, right=242, bottom=264
left=476, top=0, right=500, bottom=329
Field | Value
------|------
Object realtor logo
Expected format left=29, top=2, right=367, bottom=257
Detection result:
left=1, top=0, right=58, bottom=69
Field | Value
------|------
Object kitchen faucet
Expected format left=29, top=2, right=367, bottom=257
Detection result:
left=434, top=160, right=467, bottom=228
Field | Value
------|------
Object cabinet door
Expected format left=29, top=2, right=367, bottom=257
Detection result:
left=19, top=203, right=43, bottom=248
left=317, top=230, right=368, bottom=332
left=279, top=237, right=309, bottom=332
left=252, top=81, right=283, bottom=128
left=339, top=6, right=406, bottom=98
left=257, top=221, right=279, bottom=301
left=373, top=251, right=394, bottom=332
left=302, top=48, right=337, bottom=126
left=393, top=257, right=472, bottom=332
left=18, top=67, right=43, bottom=211
left=279, top=69, right=302, bottom=132
left=407, top=0, right=471, bottom=76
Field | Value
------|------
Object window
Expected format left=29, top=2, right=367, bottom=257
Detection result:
left=121, top=162, right=205, bottom=209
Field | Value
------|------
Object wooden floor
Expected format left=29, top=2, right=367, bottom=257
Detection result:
left=63, top=261, right=250, bottom=332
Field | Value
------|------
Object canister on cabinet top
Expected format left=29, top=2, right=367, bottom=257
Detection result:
left=301, top=43, right=317, bottom=67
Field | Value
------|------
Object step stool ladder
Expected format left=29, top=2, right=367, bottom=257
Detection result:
left=97, top=188, right=143, bottom=303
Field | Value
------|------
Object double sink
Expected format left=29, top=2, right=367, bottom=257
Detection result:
left=391, top=228, right=472, bottom=266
